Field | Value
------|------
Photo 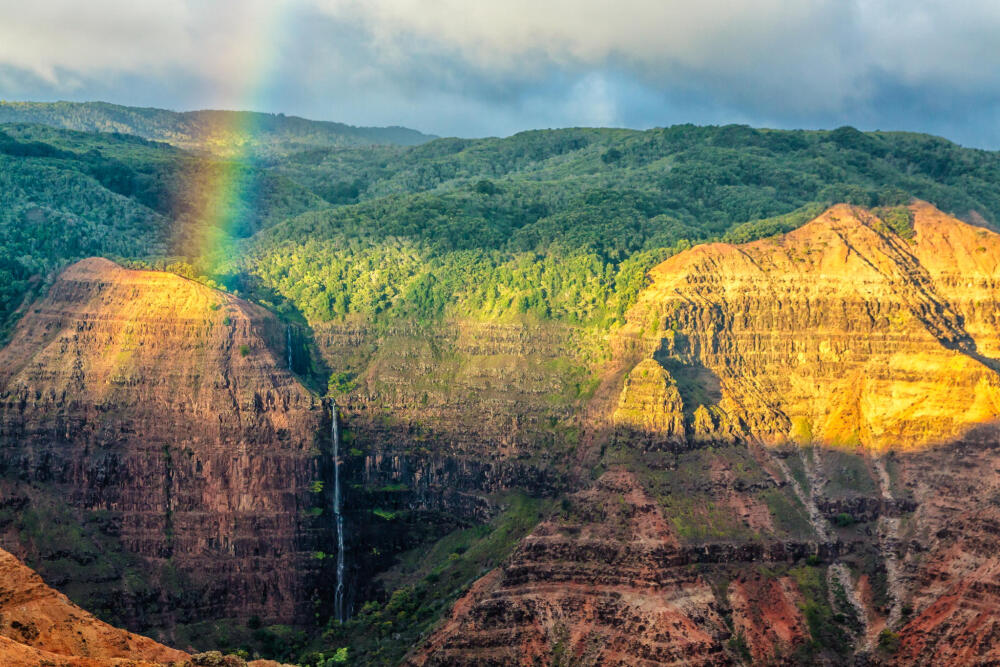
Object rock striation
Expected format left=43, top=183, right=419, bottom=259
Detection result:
left=618, top=201, right=1000, bottom=450
left=408, top=471, right=733, bottom=666
left=412, top=202, right=1000, bottom=665
left=0, top=258, right=329, bottom=630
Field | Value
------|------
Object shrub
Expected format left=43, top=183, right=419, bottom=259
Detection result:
left=878, top=629, right=901, bottom=653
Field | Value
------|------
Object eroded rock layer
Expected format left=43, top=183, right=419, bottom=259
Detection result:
left=409, top=471, right=733, bottom=666
left=618, top=201, right=1000, bottom=450
left=412, top=203, right=1000, bottom=666
left=0, top=258, right=329, bottom=629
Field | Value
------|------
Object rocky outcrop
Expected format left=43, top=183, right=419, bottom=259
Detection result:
left=0, top=546, right=187, bottom=665
left=618, top=201, right=1000, bottom=450
left=0, top=258, right=330, bottom=631
left=408, top=471, right=733, bottom=666
left=727, top=572, right=810, bottom=663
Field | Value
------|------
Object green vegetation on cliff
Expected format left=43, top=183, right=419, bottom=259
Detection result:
left=5, top=112, right=1000, bottom=337
left=3, top=106, right=1000, bottom=664
left=236, top=124, right=1000, bottom=331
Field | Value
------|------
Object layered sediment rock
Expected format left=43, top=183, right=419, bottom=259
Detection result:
left=0, top=258, right=329, bottom=629
left=413, top=203, right=1000, bottom=665
left=409, top=471, right=733, bottom=666
left=887, top=432, right=1000, bottom=665
left=618, top=201, right=1000, bottom=450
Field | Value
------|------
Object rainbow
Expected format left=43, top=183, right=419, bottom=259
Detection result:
left=173, top=3, right=293, bottom=271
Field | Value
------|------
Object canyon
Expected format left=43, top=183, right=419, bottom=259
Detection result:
left=2, top=202, right=1000, bottom=664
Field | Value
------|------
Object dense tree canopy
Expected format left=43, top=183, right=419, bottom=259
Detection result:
left=3, top=118, right=1000, bottom=337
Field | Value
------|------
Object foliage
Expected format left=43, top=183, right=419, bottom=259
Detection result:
left=0, top=101, right=434, bottom=156
left=238, top=123, right=1000, bottom=332
left=834, top=512, right=855, bottom=527
left=788, top=565, right=854, bottom=660
left=5, top=117, right=1000, bottom=341
left=303, top=493, right=548, bottom=665
left=879, top=629, right=902, bottom=653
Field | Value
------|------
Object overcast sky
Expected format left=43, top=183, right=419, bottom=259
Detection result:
left=1, top=0, right=999, bottom=147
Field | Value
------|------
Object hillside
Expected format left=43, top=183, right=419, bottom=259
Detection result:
left=241, top=124, right=1000, bottom=332
left=0, top=547, right=187, bottom=665
left=0, top=101, right=435, bottom=155
left=408, top=203, right=1000, bottom=665
left=0, top=122, right=330, bottom=336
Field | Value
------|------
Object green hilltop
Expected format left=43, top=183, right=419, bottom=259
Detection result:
left=2, top=106, right=1000, bottom=339
left=0, top=100, right=435, bottom=156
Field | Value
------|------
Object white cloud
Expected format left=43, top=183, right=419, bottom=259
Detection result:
left=1, top=0, right=999, bottom=144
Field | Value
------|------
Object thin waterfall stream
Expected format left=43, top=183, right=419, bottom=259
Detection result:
left=331, top=401, right=345, bottom=623
left=286, top=325, right=292, bottom=372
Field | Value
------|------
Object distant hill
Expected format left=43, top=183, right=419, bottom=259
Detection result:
left=0, top=101, right=435, bottom=156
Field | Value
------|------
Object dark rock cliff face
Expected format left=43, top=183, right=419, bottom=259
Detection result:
left=318, top=319, right=584, bottom=504
left=314, top=319, right=585, bottom=613
left=0, top=258, right=332, bottom=632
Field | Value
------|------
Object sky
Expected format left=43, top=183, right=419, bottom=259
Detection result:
left=1, top=0, right=999, bottom=148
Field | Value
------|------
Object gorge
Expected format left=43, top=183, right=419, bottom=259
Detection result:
left=2, top=111, right=1000, bottom=665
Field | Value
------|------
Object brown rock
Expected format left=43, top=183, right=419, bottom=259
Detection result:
left=0, top=258, right=328, bottom=626
left=0, top=547, right=186, bottom=665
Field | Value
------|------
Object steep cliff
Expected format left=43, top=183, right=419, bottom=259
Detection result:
left=618, top=201, right=1000, bottom=450
left=6, top=202, right=1000, bottom=665
left=0, top=258, right=330, bottom=635
left=409, top=471, right=733, bottom=666
left=411, top=202, right=1000, bottom=666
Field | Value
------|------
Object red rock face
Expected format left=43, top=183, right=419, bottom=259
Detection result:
left=889, top=434, right=1000, bottom=665
left=409, top=471, right=732, bottom=666
left=0, top=258, right=329, bottom=627
left=0, top=546, right=188, bottom=665
left=727, top=573, right=810, bottom=662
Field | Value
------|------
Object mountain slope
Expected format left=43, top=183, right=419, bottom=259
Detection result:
left=406, top=202, right=1000, bottom=665
left=615, top=201, right=1000, bottom=450
left=0, top=547, right=187, bottom=665
left=0, top=101, right=435, bottom=156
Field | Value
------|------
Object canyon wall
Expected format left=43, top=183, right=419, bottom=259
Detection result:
left=617, top=201, right=1000, bottom=450
left=412, top=202, right=1000, bottom=665
left=0, top=258, right=332, bottom=633
left=3, top=202, right=1000, bottom=664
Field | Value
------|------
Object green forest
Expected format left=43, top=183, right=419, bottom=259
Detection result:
left=3, top=112, right=1000, bottom=341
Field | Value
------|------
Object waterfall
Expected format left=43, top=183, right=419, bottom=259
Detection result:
left=331, top=401, right=345, bottom=623
left=286, top=325, right=293, bottom=372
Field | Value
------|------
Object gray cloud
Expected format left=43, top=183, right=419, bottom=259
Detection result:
left=0, top=0, right=999, bottom=147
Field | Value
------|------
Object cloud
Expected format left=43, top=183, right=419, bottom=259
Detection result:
left=0, top=0, right=999, bottom=146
